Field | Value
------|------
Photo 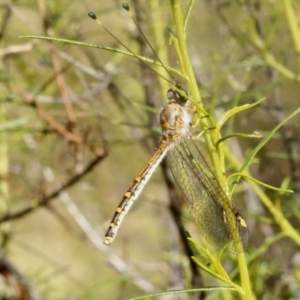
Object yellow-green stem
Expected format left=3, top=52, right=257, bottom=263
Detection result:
left=0, top=96, right=10, bottom=245
left=283, top=0, right=300, bottom=71
left=170, top=1, right=253, bottom=299
left=170, top=0, right=226, bottom=185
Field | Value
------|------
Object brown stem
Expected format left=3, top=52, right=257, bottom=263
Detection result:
left=0, top=153, right=105, bottom=223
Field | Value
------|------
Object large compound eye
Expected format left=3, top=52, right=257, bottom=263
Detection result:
left=167, top=88, right=176, bottom=101
left=167, top=87, right=188, bottom=104
left=177, top=87, right=188, bottom=104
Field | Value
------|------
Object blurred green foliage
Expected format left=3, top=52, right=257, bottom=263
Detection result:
left=0, top=0, right=299, bottom=299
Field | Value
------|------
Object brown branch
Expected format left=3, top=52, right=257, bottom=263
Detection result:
left=19, top=90, right=107, bottom=158
left=37, top=0, right=76, bottom=127
left=19, top=90, right=82, bottom=143
left=51, top=51, right=77, bottom=127
left=0, top=253, right=41, bottom=300
left=0, top=2, right=12, bottom=41
left=0, top=153, right=105, bottom=223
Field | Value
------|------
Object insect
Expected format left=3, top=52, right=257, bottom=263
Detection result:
left=104, top=86, right=192, bottom=245
left=104, top=85, right=249, bottom=252
left=89, top=3, right=249, bottom=252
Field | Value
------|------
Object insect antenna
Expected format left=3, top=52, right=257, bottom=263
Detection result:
left=88, top=10, right=174, bottom=86
left=121, top=3, right=177, bottom=83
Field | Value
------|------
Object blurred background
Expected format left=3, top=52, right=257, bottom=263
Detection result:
left=0, top=0, right=299, bottom=299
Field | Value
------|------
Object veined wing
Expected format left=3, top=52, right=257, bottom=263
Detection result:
left=167, top=138, right=249, bottom=253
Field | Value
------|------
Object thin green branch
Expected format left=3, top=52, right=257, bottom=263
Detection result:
left=128, top=286, right=239, bottom=300
left=249, top=23, right=300, bottom=81
left=170, top=1, right=253, bottom=299
left=20, top=35, right=184, bottom=79
left=216, top=131, right=263, bottom=147
left=283, top=0, right=300, bottom=70
left=230, top=106, right=300, bottom=194
left=228, top=173, right=293, bottom=194
left=217, top=97, right=265, bottom=132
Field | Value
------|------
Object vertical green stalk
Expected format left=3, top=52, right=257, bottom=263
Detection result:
left=169, top=0, right=202, bottom=106
left=170, top=0, right=226, bottom=187
left=0, top=98, right=10, bottom=245
left=169, top=1, right=253, bottom=299
left=283, top=0, right=300, bottom=71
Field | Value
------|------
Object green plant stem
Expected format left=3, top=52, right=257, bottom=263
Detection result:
left=229, top=173, right=292, bottom=194
left=230, top=106, right=300, bottom=195
left=228, top=152, right=300, bottom=249
left=226, top=124, right=300, bottom=248
left=170, top=1, right=253, bottom=299
left=249, top=22, right=300, bottom=81
left=170, top=0, right=226, bottom=184
left=251, top=181, right=300, bottom=247
left=283, top=0, right=300, bottom=70
left=170, top=0, right=200, bottom=99
left=237, top=253, right=253, bottom=300
left=0, top=105, right=8, bottom=214
left=226, top=105, right=300, bottom=248
left=0, top=99, right=10, bottom=245
left=20, top=36, right=184, bottom=79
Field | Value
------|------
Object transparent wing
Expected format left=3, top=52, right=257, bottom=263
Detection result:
left=167, top=138, right=249, bottom=253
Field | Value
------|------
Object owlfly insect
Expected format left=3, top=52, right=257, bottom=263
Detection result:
left=89, top=4, right=249, bottom=252
left=104, top=86, right=192, bottom=245
left=104, top=85, right=249, bottom=252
